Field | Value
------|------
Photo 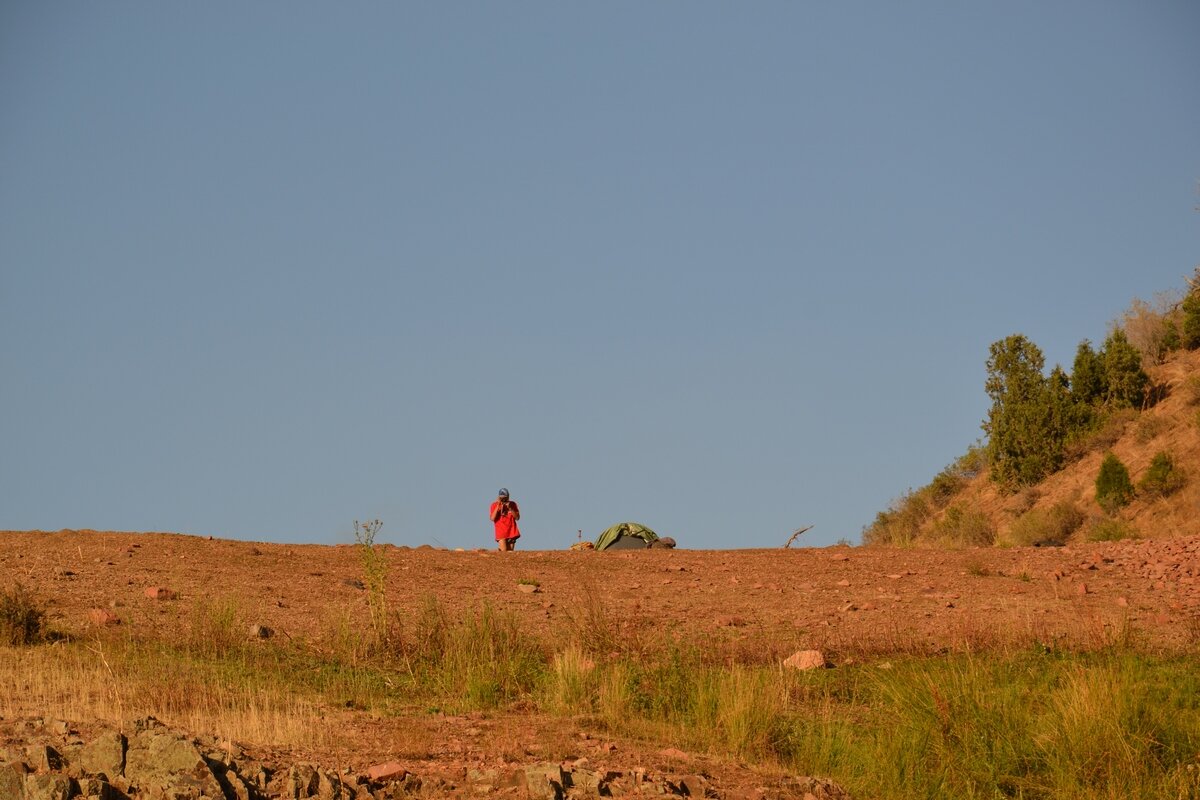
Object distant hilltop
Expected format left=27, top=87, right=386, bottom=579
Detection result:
left=866, top=272, right=1200, bottom=547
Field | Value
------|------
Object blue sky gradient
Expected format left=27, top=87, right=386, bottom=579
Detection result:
left=3, top=3, right=1198, bottom=548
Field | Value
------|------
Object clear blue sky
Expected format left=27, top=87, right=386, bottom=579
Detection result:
left=3, top=3, right=1198, bottom=549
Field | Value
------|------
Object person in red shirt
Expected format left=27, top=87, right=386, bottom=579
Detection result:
left=490, top=488, right=521, bottom=551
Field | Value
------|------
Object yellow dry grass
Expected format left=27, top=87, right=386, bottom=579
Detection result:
left=0, top=639, right=334, bottom=748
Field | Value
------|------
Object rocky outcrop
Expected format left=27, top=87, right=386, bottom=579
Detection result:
left=0, top=716, right=852, bottom=800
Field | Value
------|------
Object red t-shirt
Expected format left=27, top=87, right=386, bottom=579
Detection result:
left=490, top=500, right=521, bottom=541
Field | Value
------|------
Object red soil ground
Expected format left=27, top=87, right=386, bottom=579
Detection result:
left=2, top=529, right=1198, bottom=798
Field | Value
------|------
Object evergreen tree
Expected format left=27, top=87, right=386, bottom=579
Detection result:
left=983, top=335, right=1063, bottom=490
left=1046, top=365, right=1084, bottom=442
left=1183, top=282, right=1200, bottom=349
left=1070, top=340, right=1105, bottom=407
left=1161, top=318, right=1181, bottom=355
left=1095, top=452, right=1134, bottom=514
left=1102, top=328, right=1149, bottom=408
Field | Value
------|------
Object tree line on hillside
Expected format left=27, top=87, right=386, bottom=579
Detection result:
left=864, top=271, right=1200, bottom=547
left=986, top=271, right=1200, bottom=491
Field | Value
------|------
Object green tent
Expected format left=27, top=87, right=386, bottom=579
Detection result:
left=595, top=522, right=660, bottom=551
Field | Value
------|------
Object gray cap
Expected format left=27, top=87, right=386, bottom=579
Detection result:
left=498, top=488, right=509, bottom=498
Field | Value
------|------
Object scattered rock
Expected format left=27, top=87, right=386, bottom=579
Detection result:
left=26, top=744, right=63, bottom=772
left=0, top=762, right=27, bottom=800
left=783, top=650, right=828, bottom=671
left=524, top=763, right=565, bottom=800
left=366, top=762, right=408, bottom=782
left=79, top=731, right=126, bottom=779
left=87, top=608, right=120, bottom=627
left=24, top=772, right=74, bottom=800
left=248, top=623, right=275, bottom=639
left=518, top=583, right=542, bottom=594
left=143, top=586, right=177, bottom=601
left=678, top=773, right=708, bottom=797
left=124, top=724, right=224, bottom=799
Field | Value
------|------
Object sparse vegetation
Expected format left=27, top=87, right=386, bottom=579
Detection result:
left=6, top=600, right=1199, bottom=800
left=0, top=584, right=45, bottom=646
left=862, top=489, right=931, bottom=547
left=1005, top=501, right=1086, bottom=547
left=353, top=518, right=389, bottom=648
left=1095, top=453, right=1135, bottom=514
left=1134, top=414, right=1169, bottom=443
left=966, top=561, right=991, bottom=577
left=868, top=273, right=1197, bottom=550
left=862, top=447, right=988, bottom=546
left=933, top=505, right=994, bottom=547
left=1138, top=451, right=1187, bottom=498
left=1086, top=519, right=1139, bottom=542
left=1183, top=375, right=1200, bottom=406
left=1117, top=293, right=1184, bottom=367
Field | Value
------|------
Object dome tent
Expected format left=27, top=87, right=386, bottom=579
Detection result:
left=594, top=522, right=669, bottom=551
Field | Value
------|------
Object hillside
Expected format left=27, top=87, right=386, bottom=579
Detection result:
left=871, top=343, right=1200, bottom=547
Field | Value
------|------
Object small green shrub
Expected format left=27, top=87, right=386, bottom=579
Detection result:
left=1095, top=453, right=1135, bottom=514
left=0, top=584, right=45, bottom=646
left=1005, top=501, right=1086, bottom=547
left=953, top=444, right=989, bottom=478
left=928, top=470, right=965, bottom=506
left=862, top=490, right=931, bottom=546
left=1138, top=451, right=1186, bottom=498
left=1087, top=519, right=1139, bottom=542
left=934, top=505, right=995, bottom=547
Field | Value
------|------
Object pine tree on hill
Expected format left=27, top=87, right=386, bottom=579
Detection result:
left=1070, top=340, right=1105, bottom=407
left=1182, top=276, right=1200, bottom=349
left=1101, top=328, right=1149, bottom=408
left=983, top=335, right=1065, bottom=490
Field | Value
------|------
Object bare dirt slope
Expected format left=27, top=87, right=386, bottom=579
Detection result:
left=3, top=528, right=1198, bottom=654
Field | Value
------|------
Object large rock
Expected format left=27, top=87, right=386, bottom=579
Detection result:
left=783, top=650, right=828, bottom=671
left=1, top=761, right=29, bottom=800
left=315, top=767, right=349, bottom=798
left=25, top=744, right=63, bottom=772
left=124, top=728, right=224, bottom=798
left=78, top=776, right=121, bottom=800
left=80, top=731, right=126, bottom=779
left=24, top=773, right=75, bottom=800
left=524, top=763, right=565, bottom=800
left=284, top=764, right=320, bottom=798
left=365, top=762, right=407, bottom=783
